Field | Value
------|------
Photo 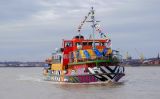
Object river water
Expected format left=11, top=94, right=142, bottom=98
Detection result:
left=0, top=66, right=160, bottom=99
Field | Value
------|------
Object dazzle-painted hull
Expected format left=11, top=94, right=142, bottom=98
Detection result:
left=43, top=65, right=125, bottom=83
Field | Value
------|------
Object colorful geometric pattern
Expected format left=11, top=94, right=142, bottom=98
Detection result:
left=88, top=66, right=125, bottom=82
left=44, top=65, right=124, bottom=83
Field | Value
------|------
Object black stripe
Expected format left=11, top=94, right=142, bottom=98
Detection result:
left=105, top=66, right=114, bottom=73
left=113, top=66, right=118, bottom=72
left=94, top=71, right=108, bottom=81
left=122, top=66, right=125, bottom=73
left=113, top=67, right=120, bottom=79
left=94, top=71, right=99, bottom=74
left=112, top=74, right=117, bottom=79
left=74, top=76, right=79, bottom=82
left=114, top=66, right=119, bottom=73
left=100, top=67, right=107, bottom=73
left=101, top=75, right=108, bottom=80
left=116, top=68, right=120, bottom=73
left=69, top=77, right=74, bottom=83
left=100, top=67, right=113, bottom=79
left=97, top=75, right=107, bottom=81
left=89, top=68, right=108, bottom=81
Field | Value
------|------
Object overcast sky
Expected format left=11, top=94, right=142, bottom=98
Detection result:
left=0, top=0, right=159, bottom=61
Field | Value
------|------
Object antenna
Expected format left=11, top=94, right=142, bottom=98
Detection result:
left=90, top=0, right=96, bottom=5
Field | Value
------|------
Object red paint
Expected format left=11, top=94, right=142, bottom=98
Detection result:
left=62, top=36, right=109, bottom=68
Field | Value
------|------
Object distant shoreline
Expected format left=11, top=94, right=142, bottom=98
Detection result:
left=0, top=62, right=44, bottom=67
left=0, top=66, right=43, bottom=67
left=1, top=65, right=160, bottom=67
left=124, top=64, right=160, bottom=67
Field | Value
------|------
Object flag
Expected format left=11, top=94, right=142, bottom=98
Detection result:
left=107, top=39, right=111, bottom=48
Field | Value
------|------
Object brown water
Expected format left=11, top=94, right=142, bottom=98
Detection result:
left=0, top=66, right=160, bottom=99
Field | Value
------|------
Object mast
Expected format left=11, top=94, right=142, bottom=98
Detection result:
left=87, top=7, right=100, bottom=48
left=77, top=7, right=100, bottom=47
left=91, top=7, right=96, bottom=48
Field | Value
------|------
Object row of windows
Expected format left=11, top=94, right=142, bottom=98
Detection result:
left=52, top=55, right=62, bottom=63
left=65, top=42, right=107, bottom=47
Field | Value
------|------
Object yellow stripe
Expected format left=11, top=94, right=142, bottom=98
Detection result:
left=87, top=49, right=96, bottom=59
left=79, top=50, right=86, bottom=59
left=107, top=48, right=112, bottom=55
left=51, top=64, right=63, bottom=70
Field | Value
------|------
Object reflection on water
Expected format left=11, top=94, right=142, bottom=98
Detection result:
left=0, top=66, right=160, bottom=99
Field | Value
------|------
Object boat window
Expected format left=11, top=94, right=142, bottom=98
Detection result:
left=88, top=42, right=92, bottom=46
left=52, top=55, right=62, bottom=63
left=95, top=42, right=99, bottom=46
left=65, top=42, right=72, bottom=47
left=83, top=42, right=87, bottom=46
left=105, top=42, right=109, bottom=47
left=76, top=42, right=81, bottom=46
left=74, top=35, right=84, bottom=39
left=100, top=42, right=105, bottom=46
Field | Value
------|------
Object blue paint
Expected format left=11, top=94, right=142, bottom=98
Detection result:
left=93, top=48, right=102, bottom=57
left=83, top=50, right=90, bottom=59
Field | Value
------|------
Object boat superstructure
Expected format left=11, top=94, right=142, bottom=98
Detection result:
left=43, top=7, right=125, bottom=83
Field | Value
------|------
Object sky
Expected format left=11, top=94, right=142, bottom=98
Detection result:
left=0, top=0, right=160, bottom=61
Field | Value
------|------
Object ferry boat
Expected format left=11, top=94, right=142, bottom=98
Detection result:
left=43, top=7, right=125, bottom=83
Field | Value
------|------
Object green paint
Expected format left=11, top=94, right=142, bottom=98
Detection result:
left=68, top=59, right=111, bottom=66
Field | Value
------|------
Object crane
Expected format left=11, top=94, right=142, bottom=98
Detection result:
left=125, top=51, right=132, bottom=60
left=135, top=48, right=144, bottom=61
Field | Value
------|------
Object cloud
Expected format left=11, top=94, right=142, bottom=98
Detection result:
left=0, top=0, right=159, bottom=61
left=106, top=0, right=160, bottom=58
